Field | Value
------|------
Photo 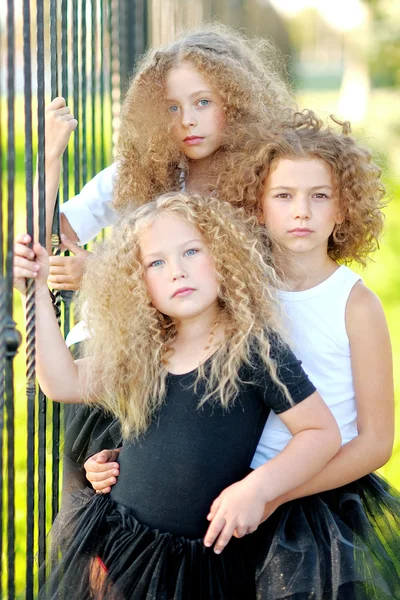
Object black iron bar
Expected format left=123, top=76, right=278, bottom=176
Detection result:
left=0, top=26, right=4, bottom=591
left=100, top=0, right=106, bottom=169
left=50, top=0, right=63, bottom=531
left=72, top=0, right=80, bottom=194
left=36, top=0, right=48, bottom=579
left=81, top=0, right=88, bottom=187
left=91, top=0, right=97, bottom=179
left=108, top=0, right=113, bottom=160
left=5, top=0, right=16, bottom=595
left=22, top=0, right=36, bottom=595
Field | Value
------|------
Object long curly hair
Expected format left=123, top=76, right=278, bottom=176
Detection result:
left=79, top=192, right=289, bottom=439
left=218, top=110, right=386, bottom=266
left=114, top=23, right=292, bottom=209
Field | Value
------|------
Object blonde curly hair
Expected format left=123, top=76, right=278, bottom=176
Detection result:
left=79, top=192, right=289, bottom=439
left=218, top=110, right=386, bottom=266
left=114, top=23, right=292, bottom=209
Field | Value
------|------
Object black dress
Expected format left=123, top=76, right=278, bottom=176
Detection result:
left=40, top=342, right=316, bottom=600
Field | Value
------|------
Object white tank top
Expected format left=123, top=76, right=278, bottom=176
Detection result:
left=251, top=265, right=362, bottom=469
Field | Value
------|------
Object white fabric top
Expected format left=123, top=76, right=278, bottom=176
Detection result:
left=251, top=265, right=362, bottom=469
left=60, top=163, right=118, bottom=245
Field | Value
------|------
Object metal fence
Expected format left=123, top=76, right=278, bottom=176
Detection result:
left=0, top=1, right=147, bottom=597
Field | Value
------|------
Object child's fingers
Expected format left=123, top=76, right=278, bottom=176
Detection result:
left=51, top=106, right=72, bottom=116
left=88, top=469, right=119, bottom=483
left=96, top=487, right=111, bottom=495
left=91, top=477, right=117, bottom=492
left=206, top=496, right=221, bottom=521
left=94, top=450, right=117, bottom=464
left=14, top=266, right=38, bottom=279
left=203, top=514, right=226, bottom=548
left=14, top=255, right=40, bottom=272
left=33, top=242, right=49, bottom=261
left=48, top=274, right=75, bottom=285
left=84, top=450, right=119, bottom=470
left=49, top=266, right=69, bottom=275
left=15, top=233, right=32, bottom=245
left=109, top=448, right=121, bottom=461
left=212, top=520, right=237, bottom=554
left=47, top=96, right=67, bottom=110
left=14, top=242, right=35, bottom=260
left=49, top=255, right=69, bottom=267
left=48, top=281, right=80, bottom=291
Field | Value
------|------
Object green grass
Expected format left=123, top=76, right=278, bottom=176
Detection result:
left=2, top=88, right=400, bottom=596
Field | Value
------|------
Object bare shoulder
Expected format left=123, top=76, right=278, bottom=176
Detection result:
left=346, top=281, right=388, bottom=338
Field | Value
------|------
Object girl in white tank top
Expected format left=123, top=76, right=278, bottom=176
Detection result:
left=226, top=110, right=398, bottom=599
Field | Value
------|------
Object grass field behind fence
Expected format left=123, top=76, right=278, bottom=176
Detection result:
left=2, top=88, right=400, bottom=596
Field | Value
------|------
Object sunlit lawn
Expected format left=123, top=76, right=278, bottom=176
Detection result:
left=2, top=88, right=400, bottom=597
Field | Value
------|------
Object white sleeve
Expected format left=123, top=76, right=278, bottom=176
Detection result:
left=60, top=163, right=118, bottom=245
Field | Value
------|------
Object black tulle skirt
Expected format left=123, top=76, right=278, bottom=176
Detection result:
left=40, top=490, right=258, bottom=600
left=41, top=471, right=400, bottom=600
left=255, top=473, right=400, bottom=600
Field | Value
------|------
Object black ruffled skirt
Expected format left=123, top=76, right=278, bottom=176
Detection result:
left=255, top=473, right=400, bottom=599
left=41, top=472, right=400, bottom=600
left=40, top=490, right=258, bottom=600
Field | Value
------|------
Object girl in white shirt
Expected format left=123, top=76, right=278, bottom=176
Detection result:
left=217, top=110, right=398, bottom=599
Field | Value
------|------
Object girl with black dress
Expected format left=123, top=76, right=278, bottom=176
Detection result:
left=13, top=192, right=340, bottom=599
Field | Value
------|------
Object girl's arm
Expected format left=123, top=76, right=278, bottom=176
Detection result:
left=267, top=282, right=394, bottom=510
left=34, top=97, right=78, bottom=250
left=204, top=389, right=342, bottom=553
left=14, top=234, right=85, bottom=403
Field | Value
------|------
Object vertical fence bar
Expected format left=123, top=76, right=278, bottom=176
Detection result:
left=0, top=18, right=4, bottom=595
left=50, top=0, right=63, bottom=526
left=22, top=0, right=36, bottom=595
left=60, top=0, right=77, bottom=338
left=0, top=278, right=5, bottom=595
left=108, top=0, right=114, bottom=153
left=81, top=0, right=88, bottom=187
left=100, top=0, right=106, bottom=170
left=72, top=0, right=80, bottom=193
left=91, top=0, right=97, bottom=179
left=5, top=0, right=17, bottom=596
left=36, top=0, right=48, bottom=580
left=118, top=0, right=128, bottom=100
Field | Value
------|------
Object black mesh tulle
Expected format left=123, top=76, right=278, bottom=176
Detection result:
left=41, top=473, right=400, bottom=600
left=63, top=405, right=122, bottom=465
left=255, top=473, right=400, bottom=599
left=40, top=490, right=257, bottom=600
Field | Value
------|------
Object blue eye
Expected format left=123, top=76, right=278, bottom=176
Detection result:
left=184, top=248, right=198, bottom=257
left=197, top=99, right=210, bottom=107
left=149, top=259, right=164, bottom=268
left=168, top=105, right=179, bottom=113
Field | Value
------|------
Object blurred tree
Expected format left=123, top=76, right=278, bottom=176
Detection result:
left=366, top=0, right=400, bottom=87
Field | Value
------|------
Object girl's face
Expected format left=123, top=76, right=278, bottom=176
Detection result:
left=261, top=157, right=343, bottom=257
left=140, top=213, right=219, bottom=323
left=165, top=63, right=226, bottom=161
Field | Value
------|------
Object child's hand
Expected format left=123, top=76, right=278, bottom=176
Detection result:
left=45, top=97, right=77, bottom=162
left=13, top=234, right=49, bottom=296
left=48, top=234, right=91, bottom=290
left=203, top=478, right=266, bottom=554
left=84, top=449, right=121, bottom=494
